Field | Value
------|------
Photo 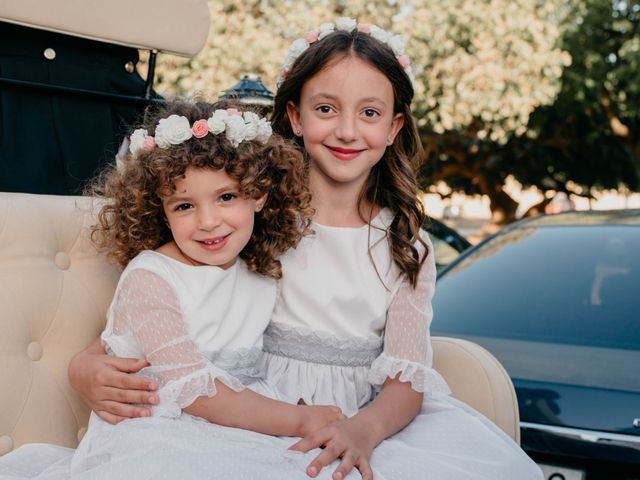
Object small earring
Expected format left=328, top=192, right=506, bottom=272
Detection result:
left=296, top=128, right=302, bottom=136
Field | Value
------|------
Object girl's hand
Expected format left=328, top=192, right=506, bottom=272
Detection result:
left=298, top=405, right=346, bottom=437
left=68, top=344, right=159, bottom=424
left=289, top=416, right=377, bottom=480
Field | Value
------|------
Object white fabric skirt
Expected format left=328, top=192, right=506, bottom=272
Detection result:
left=0, top=394, right=542, bottom=480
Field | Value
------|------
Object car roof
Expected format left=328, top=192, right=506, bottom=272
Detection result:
left=512, top=209, right=640, bottom=229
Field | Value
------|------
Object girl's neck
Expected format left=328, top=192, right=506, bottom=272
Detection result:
left=310, top=176, right=380, bottom=228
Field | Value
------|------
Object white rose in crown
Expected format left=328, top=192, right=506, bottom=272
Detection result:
left=369, top=25, right=391, bottom=44
left=282, top=54, right=297, bottom=72
left=255, top=120, right=272, bottom=144
left=241, top=112, right=259, bottom=142
left=155, top=115, right=192, bottom=148
left=287, top=38, right=309, bottom=63
left=129, top=128, right=149, bottom=155
left=388, top=34, right=405, bottom=56
left=335, top=17, right=356, bottom=32
left=207, top=110, right=228, bottom=135
left=318, top=22, right=335, bottom=40
left=225, top=115, right=247, bottom=147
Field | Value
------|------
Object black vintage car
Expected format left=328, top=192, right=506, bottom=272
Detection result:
left=431, top=209, right=640, bottom=479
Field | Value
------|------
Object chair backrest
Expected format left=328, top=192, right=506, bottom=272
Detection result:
left=0, top=0, right=210, bottom=57
left=432, top=336, right=520, bottom=443
left=0, top=193, right=121, bottom=456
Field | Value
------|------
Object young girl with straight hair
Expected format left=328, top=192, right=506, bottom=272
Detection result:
left=67, top=19, right=543, bottom=480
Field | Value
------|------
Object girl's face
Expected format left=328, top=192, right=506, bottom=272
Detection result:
left=287, top=55, right=403, bottom=194
left=161, top=167, right=265, bottom=268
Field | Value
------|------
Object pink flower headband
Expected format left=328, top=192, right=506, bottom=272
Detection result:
left=276, top=17, right=413, bottom=89
left=127, top=108, right=273, bottom=158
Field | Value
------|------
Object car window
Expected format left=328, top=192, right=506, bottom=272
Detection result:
left=432, top=225, right=640, bottom=391
left=431, top=236, right=464, bottom=271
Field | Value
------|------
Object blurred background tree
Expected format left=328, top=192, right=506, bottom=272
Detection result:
left=148, top=0, right=640, bottom=224
left=509, top=0, right=640, bottom=215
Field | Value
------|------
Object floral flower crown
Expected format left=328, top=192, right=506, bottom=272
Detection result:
left=276, top=17, right=413, bottom=89
left=128, top=108, right=273, bottom=157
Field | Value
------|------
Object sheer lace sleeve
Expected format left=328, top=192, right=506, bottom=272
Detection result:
left=104, top=269, right=245, bottom=417
left=368, top=233, right=451, bottom=396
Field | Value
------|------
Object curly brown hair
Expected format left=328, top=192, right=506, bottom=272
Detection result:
left=272, top=30, right=428, bottom=287
left=89, top=99, right=313, bottom=279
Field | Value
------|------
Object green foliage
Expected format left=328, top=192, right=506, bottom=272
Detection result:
left=420, top=0, right=640, bottom=222
left=511, top=0, right=640, bottom=194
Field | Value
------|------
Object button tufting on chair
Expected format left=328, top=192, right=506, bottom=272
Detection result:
left=54, top=252, right=71, bottom=270
left=0, top=435, right=14, bottom=456
left=27, top=342, right=43, bottom=361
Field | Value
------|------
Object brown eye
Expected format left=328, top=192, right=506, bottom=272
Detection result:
left=220, top=193, right=237, bottom=202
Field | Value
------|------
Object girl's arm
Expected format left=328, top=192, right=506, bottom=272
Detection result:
left=290, top=233, right=448, bottom=480
left=186, top=384, right=343, bottom=437
left=68, top=338, right=159, bottom=424
left=110, top=268, right=343, bottom=436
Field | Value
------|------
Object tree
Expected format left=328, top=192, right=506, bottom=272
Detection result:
left=418, top=0, right=640, bottom=223
left=511, top=0, right=640, bottom=201
left=400, top=0, right=570, bottom=223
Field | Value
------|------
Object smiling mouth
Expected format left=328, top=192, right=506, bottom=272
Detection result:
left=325, top=145, right=365, bottom=160
left=197, top=235, right=229, bottom=250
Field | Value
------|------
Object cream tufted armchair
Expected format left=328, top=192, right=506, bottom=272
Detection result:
left=0, top=192, right=520, bottom=457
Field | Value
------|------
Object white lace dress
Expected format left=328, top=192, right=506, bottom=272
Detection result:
left=0, top=251, right=295, bottom=479
left=256, top=208, right=544, bottom=479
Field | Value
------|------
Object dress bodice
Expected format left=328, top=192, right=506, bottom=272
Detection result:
left=103, top=251, right=276, bottom=356
left=271, top=208, right=402, bottom=338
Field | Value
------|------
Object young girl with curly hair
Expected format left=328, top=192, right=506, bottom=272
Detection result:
left=0, top=100, right=345, bottom=479
left=66, top=19, right=543, bottom=480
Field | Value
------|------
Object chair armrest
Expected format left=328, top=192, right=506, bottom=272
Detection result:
left=432, top=336, right=520, bottom=444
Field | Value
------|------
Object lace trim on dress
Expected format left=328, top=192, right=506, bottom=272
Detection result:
left=143, top=362, right=246, bottom=418
left=264, top=322, right=382, bottom=367
left=368, top=353, right=451, bottom=397
left=202, top=347, right=264, bottom=384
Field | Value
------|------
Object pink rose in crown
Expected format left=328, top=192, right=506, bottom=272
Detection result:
left=357, top=23, right=371, bottom=33
left=143, top=136, right=156, bottom=151
left=305, top=31, right=319, bottom=43
left=398, top=55, right=411, bottom=68
left=192, top=119, right=209, bottom=138
left=226, top=108, right=241, bottom=116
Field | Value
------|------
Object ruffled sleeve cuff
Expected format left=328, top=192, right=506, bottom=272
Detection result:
left=368, top=353, right=451, bottom=397
left=139, top=363, right=246, bottom=418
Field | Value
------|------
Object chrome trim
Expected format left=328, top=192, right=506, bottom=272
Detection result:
left=521, top=422, right=640, bottom=447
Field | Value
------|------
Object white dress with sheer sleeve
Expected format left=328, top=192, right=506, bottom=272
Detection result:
left=257, top=208, right=544, bottom=479
left=0, top=251, right=298, bottom=480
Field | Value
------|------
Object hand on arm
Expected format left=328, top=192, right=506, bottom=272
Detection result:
left=68, top=337, right=159, bottom=424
